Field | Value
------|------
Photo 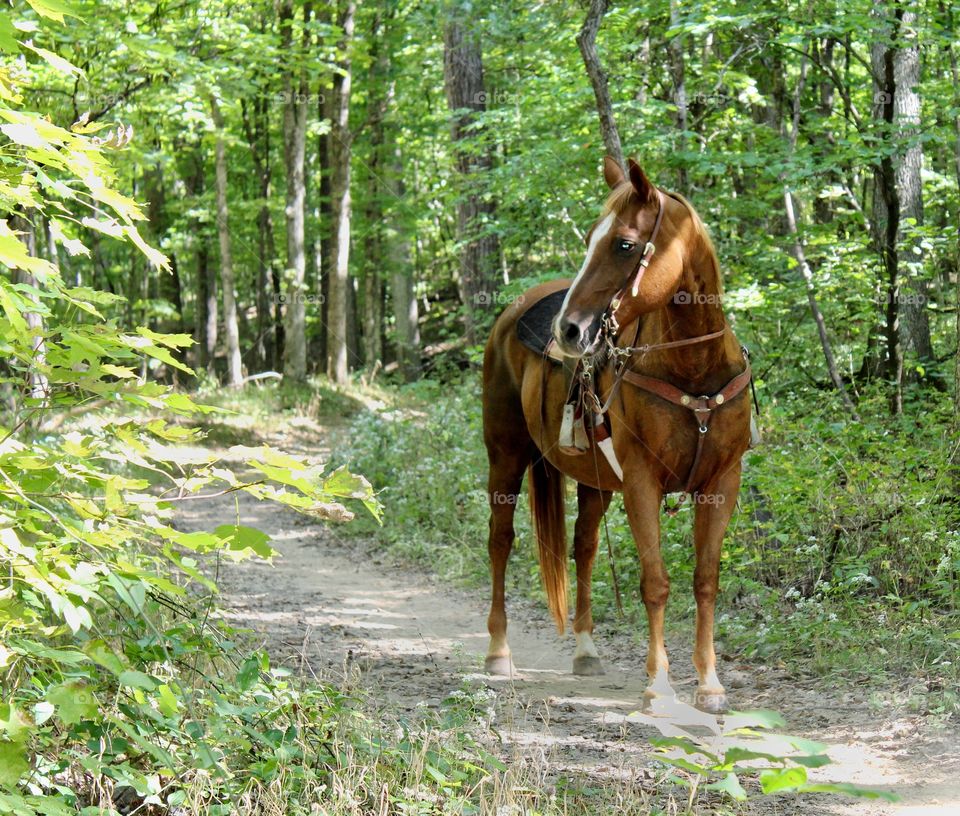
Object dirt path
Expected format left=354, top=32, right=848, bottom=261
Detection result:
left=175, top=434, right=959, bottom=815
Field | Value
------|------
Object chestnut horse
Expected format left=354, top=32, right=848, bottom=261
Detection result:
left=481, top=157, right=752, bottom=712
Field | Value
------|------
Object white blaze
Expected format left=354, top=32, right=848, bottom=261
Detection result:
left=556, top=212, right=616, bottom=330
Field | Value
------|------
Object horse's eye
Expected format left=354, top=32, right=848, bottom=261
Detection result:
left=616, top=239, right=635, bottom=253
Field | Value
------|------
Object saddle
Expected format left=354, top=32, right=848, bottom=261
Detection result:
left=516, top=288, right=567, bottom=361
left=515, top=288, right=614, bottom=463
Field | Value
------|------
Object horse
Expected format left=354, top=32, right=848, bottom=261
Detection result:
left=480, top=156, right=752, bottom=713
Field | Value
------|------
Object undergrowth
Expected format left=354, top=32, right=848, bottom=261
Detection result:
left=343, top=372, right=960, bottom=721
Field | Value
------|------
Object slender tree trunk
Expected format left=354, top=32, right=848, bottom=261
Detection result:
left=948, top=7, right=960, bottom=417
left=443, top=1, right=501, bottom=341
left=280, top=0, right=312, bottom=381
left=667, top=0, right=688, bottom=188
left=784, top=191, right=860, bottom=420
left=872, top=8, right=904, bottom=413
left=242, top=88, right=278, bottom=372
left=11, top=214, right=48, bottom=405
left=577, top=0, right=624, bottom=172
left=185, top=147, right=215, bottom=374
left=326, top=0, right=355, bottom=384
left=317, top=75, right=333, bottom=364
left=892, top=6, right=932, bottom=362
left=784, top=56, right=858, bottom=419
left=360, top=12, right=391, bottom=369
left=388, top=146, right=420, bottom=381
left=209, top=95, right=243, bottom=387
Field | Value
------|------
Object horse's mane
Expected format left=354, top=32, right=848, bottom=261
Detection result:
left=602, top=182, right=724, bottom=295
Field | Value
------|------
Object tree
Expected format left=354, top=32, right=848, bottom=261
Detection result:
left=281, top=0, right=313, bottom=381
left=443, top=0, right=500, bottom=341
left=577, top=0, right=625, bottom=173
left=326, top=0, right=356, bottom=384
left=209, top=94, right=243, bottom=387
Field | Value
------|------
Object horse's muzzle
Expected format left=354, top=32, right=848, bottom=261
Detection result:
left=553, top=312, right=603, bottom=357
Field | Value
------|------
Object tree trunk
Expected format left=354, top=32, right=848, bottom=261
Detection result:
left=948, top=7, right=960, bottom=417
left=209, top=95, right=243, bottom=387
left=784, top=55, right=858, bottom=419
left=360, top=12, right=391, bottom=369
left=326, top=0, right=355, bottom=384
left=577, top=0, right=624, bottom=172
left=667, top=0, right=688, bottom=188
left=388, top=146, right=420, bottom=381
left=280, top=0, right=312, bottom=381
left=241, top=83, right=279, bottom=372
left=443, top=1, right=501, bottom=341
left=11, top=214, right=48, bottom=405
left=892, top=6, right=932, bottom=362
left=872, top=8, right=904, bottom=413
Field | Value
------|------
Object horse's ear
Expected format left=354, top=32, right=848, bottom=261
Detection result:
left=603, top=155, right=625, bottom=189
left=627, top=158, right=656, bottom=203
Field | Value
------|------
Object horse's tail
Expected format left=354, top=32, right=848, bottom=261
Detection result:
left=528, top=456, right=568, bottom=633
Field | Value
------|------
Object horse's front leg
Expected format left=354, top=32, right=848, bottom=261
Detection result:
left=622, top=470, right=673, bottom=702
left=692, top=463, right=742, bottom=713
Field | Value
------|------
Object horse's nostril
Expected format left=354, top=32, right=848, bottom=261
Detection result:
left=563, top=321, right=580, bottom=343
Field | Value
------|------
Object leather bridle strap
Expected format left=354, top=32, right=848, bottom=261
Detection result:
left=607, top=188, right=667, bottom=331
left=618, top=327, right=727, bottom=356
left=620, top=362, right=752, bottom=415
left=621, top=361, right=752, bottom=497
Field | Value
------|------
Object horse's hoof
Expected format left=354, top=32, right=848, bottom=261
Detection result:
left=695, top=688, right=728, bottom=714
left=572, top=655, right=605, bottom=676
left=484, top=655, right=515, bottom=677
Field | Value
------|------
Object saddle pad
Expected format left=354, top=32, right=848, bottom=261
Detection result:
left=516, top=288, right=569, bottom=357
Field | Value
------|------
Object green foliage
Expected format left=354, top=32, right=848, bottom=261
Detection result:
left=342, top=377, right=960, bottom=699
left=639, top=706, right=895, bottom=803
left=0, top=8, right=393, bottom=812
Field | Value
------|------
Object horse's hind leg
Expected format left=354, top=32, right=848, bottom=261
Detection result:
left=483, top=428, right=530, bottom=675
left=572, top=482, right=612, bottom=675
left=692, top=463, right=742, bottom=713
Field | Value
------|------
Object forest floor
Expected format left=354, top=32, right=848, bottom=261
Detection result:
left=175, top=411, right=960, bottom=815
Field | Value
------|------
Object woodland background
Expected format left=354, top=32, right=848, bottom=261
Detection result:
left=1, top=0, right=959, bottom=813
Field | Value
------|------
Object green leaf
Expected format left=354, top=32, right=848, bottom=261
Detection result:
left=724, top=709, right=787, bottom=732
left=119, top=670, right=157, bottom=690
left=215, top=524, right=274, bottom=559
left=800, top=782, right=898, bottom=801
left=236, top=656, right=260, bottom=692
left=0, top=741, right=28, bottom=787
left=706, top=772, right=747, bottom=801
left=156, top=684, right=180, bottom=718
left=47, top=682, right=96, bottom=725
left=25, top=0, right=79, bottom=22
left=760, top=766, right=808, bottom=794
left=0, top=704, right=31, bottom=743
left=83, top=639, right=126, bottom=675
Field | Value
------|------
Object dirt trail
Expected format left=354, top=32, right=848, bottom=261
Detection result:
left=176, top=431, right=959, bottom=815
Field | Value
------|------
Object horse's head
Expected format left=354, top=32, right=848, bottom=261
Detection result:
left=553, top=156, right=688, bottom=357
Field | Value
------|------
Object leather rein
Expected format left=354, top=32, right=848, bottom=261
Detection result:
left=585, top=187, right=753, bottom=503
